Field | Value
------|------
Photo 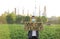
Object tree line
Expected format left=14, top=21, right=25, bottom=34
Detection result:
left=0, top=12, right=47, bottom=24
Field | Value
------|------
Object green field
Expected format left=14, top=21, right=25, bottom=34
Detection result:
left=0, top=24, right=60, bottom=39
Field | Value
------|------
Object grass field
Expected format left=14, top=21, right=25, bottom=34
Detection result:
left=0, top=24, right=60, bottom=39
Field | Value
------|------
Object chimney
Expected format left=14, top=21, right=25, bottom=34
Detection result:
left=39, top=5, right=40, bottom=17
left=14, top=8, right=16, bottom=14
left=42, top=6, right=46, bottom=17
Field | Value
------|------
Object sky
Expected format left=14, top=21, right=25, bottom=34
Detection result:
left=0, top=0, right=60, bottom=17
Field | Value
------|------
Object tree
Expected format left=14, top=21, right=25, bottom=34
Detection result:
left=41, top=16, right=47, bottom=23
left=0, top=12, right=8, bottom=24
left=24, top=16, right=30, bottom=22
left=10, top=12, right=16, bottom=23
left=36, top=17, right=42, bottom=22
left=16, top=15, right=22, bottom=24
left=6, top=14, right=13, bottom=24
left=6, top=12, right=16, bottom=24
left=57, top=17, right=60, bottom=24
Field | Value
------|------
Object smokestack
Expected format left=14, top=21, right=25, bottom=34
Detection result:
left=39, top=5, right=40, bottom=17
left=27, top=10, right=29, bottom=16
left=42, top=6, right=46, bottom=17
left=33, top=0, right=37, bottom=16
left=8, top=9, right=9, bottom=14
left=18, top=8, right=19, bottom=15
left=22, top=8, right=24, bottom=16
left=14, top=8, right=16, bottom=14
left=44, top=6, right=46, bottom=13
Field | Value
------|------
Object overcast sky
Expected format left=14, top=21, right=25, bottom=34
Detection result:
left=0, top=0, right=60, bottom=17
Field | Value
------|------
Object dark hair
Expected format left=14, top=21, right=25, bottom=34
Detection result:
left=32, top=16, right=35, bottom=17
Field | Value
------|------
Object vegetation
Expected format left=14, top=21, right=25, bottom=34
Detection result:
left=0, top=12, right=47, bottom=24
left=24, top=16, right=30, bottom=22
left=41, top=16, right=47, bottom=23
left=0, top=24, right=60, bottom=39
left=0, top=11, right=60, bottom=39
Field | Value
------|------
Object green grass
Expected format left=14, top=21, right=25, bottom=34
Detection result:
left=0, top=24, right=60, bottom=39
left=0, top=24, right=10, bottom=39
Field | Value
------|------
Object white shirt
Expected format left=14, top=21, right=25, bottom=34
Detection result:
left=32, top=30, right=36, bottom=36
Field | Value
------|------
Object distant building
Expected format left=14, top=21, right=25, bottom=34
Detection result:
left=47, top=16, right=58, bottom=24
left=48, top=16, right=58, bottom=21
